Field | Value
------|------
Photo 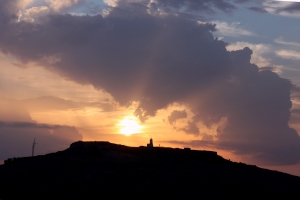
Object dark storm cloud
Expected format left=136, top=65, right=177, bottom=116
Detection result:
left=0, top=2, right=228, bottom=118
left=0, top=0, right=300, bottom=165
left=161, top=47, right=300, bottom=165
left=218, top=48, right=299, bottom=165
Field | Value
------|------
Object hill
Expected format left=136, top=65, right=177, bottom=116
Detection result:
left=0, top=141, right=300, bottom=199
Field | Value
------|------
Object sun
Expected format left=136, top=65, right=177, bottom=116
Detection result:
left=118, top=116, right=144, bottom=136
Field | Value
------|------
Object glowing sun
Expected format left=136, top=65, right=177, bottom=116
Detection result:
left=118, top=116, right=143, bottom=136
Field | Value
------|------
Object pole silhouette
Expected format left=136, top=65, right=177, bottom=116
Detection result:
left=32, top=138, right=37, bottom=157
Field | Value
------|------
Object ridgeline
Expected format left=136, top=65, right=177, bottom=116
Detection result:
left=0, top=141, right=300, bottom=199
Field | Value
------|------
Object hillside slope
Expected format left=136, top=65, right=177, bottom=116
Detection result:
left=0, top=141, right=299, bottom=199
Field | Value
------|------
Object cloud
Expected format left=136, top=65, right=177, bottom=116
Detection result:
left=52, top=125, right=83, bottom=141
left=18, top=0, right=34, bottom=8
left=276, top=50, right=300, bottom=60
left=248, top=6, right=267, bottom=13
left=227, top=0, right=300, bottom=17
left=0, top=126, right=77, bottom=160
left=180, top=121, right=200, bottom=135
left=212, top=21, right=256, bottom=37
left=217, top=48, right=300, bottom=165
left=174, top=47, right=300, bottom=165
left=263, top=1, right=300, bottom=17
left=21, top=96, right=114, bottom=112
left=103, top=0, right=119, bottom=7
left=226, top=42, right=272, bottom=67
left=103, top=0, right=238, bottom=12
left=275, top=37, right=300, bottom=48
left=162, top=139, right=214, bottom=148
left=276, top=2, right=300, bottom=13
left=102, top=0, right=258, bottom=18
left=149, top=0, right=236, bottom=14
left=0, top=97, right=33, bottom=122
left=0, top=0, right=299, bottom=165
left=0, top=96, right=83, bottom=160
left=291, top=109, right=300, bottom=114
left=21, top=6, right=50, bottom=22
left=46, top=0, right=84, bottom=12
left=168, top=110, right=187, bottom=124
left=167, top=110, right=200, bottom=135
left=0, top=121, right=62, bottom=129
left=0, top=121, right=83, bottom=141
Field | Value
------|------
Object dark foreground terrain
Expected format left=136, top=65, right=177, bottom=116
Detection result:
left=1, top=141, right=300, bottom=199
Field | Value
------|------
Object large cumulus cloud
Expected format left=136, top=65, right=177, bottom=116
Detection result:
left=0, top=0, right=299, bottom=165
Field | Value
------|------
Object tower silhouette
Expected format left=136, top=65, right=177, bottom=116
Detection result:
left=147, top=138, right=153, bottom=148
left=32, top=138, right=37, bottom=157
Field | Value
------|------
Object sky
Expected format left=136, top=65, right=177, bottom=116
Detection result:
left=0, top=0, right=300, bottom=176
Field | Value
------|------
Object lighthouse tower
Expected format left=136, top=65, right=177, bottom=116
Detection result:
left=147, top=138, right=154, bottom=148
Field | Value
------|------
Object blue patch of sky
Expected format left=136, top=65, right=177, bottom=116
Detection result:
left=69, top=0, right=108, bottom=15
left=211, top=4, right=300, bottom=45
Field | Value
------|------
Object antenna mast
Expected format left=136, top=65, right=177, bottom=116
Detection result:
left=32, top=138, right=37, bottom=157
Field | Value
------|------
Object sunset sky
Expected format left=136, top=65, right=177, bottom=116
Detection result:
left=1, top=0, right=300, bottom=176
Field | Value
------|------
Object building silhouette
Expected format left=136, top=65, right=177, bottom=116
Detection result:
left=147, top=138, right=153, bottom=148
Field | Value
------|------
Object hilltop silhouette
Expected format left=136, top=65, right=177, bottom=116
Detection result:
left=0, top=141, right=300, bottom=199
